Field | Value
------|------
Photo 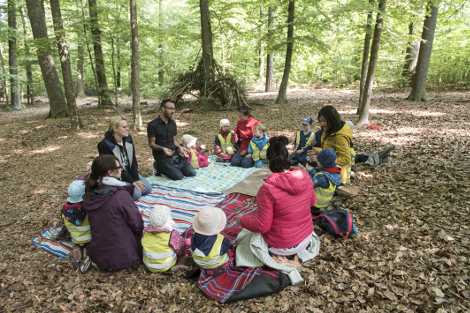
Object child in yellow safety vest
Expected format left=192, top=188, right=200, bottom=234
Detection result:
left=141, top=205, right=189, bottom=272
left=190, top=206, right=232, bottom=276
left=215, top=119, right=238, bottom=163
left=181, top=134, right=209, bottom=169
left=290, top=116, right=317, bottom=166
left=60, top=180, right=91, bottom=261
left=308, top=148, right=342, bottom=211
left=246, top=124, right=269, bottom=168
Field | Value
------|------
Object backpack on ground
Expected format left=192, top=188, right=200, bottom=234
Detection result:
left=315, top=209, right=354, bottom=238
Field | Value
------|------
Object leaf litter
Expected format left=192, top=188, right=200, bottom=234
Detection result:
left=0, top=88, right=469, bottom=312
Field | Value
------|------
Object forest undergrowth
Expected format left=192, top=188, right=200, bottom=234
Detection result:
left=0, top=88, right=469, bottom=312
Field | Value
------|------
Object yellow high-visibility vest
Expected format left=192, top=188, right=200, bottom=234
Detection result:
left=250, top=141, right=269, bottom=162
left=294, top=131, right=315, bottom=151
left=191, top=233, right=229, bottom=269
left=218, top=133, right=235, bottom=155
left=313, top=172, right=336, bottom=209
left=189, top=149, right=199, bottom=169
left=142, top=231, right=177, bottom=272
left=62, top=214, right=91, bottom=244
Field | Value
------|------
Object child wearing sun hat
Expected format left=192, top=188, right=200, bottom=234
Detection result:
left=181, top=134, right=209, bottom=169
left=141, top=205, right=189, bottom=272
left=190, top=206, right=231, bottom=276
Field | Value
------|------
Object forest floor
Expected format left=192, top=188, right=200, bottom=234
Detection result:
left=0, top=87, right=469, bottom=312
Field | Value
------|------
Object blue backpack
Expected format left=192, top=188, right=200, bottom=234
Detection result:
left=316, top=209, right=354, bottom=238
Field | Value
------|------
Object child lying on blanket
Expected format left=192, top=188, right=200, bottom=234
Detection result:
left=190, top=206, right=232, bottom=276
left=308, top=148, right=341, bottom=211
left=60, top=180, right=91, bottom=261
left=215, top=119, right=238, bottom=163
left=141, top=205, right=189, bottom=272
left=181, top=134, right=209, bottom=169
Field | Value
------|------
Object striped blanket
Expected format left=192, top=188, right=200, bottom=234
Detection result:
left=32, top=186, right=226, bottom=260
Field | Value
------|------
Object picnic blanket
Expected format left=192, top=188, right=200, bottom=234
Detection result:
left=222, top=166, right=272, bottom=196
left=32, top=186, right=226, bottom=260
left=146, top=155, right=259, bottom=194
left=182, top=193, right=290, bottom=303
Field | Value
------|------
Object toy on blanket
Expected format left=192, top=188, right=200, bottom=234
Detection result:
left=190, top=206, right=232, bottom=276
left=181, top=134, right=209, bottom=169
left=142, top=205, right=190, bottom=272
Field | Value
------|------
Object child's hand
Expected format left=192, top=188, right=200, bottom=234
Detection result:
left=245, top=154, right=252, bottom=159
left=236, top=214, right=244, bottom=224
left=240, top=150, right=247, bottom=157
left=296, top=149, right=303, bottom=154
left=200, top=144, right=206, bottom=150
left=230, top=130, right=235, bottom=135
left=311, top=140, right=317, bottom=147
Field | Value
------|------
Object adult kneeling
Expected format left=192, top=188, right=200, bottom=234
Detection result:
left=81, top=155, right=144, bottom=272
left=98, top=116, right=152, bottom=201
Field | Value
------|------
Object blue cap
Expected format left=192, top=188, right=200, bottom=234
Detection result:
left=67, top=180, right=85, bottom=203
left=301, top=117, right=313, bottom=125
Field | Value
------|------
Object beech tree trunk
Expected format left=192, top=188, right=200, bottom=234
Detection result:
left=402, top=22, right=420, bottom=85
left=50, top=0, right=81, bottom=129
left=8, top=0, right=21, bottom=109
left=0, top=43, right=9, bottom=106
left=275, top=0, right=295, bottom=104
left=199, top=0, right=214, bottom=97
left=26, top=0, right=68, bottom=119
left=116, top=38, right=121, bottom=88
left=357, top=0, right=375, bottom=115
left=265, top=5, right=274, bottom=92
left=357, top=0, right=387, bottom=125
left=88, top=0, right=113, bottom=107
left=158, top=0, right=164, bottom=85
left=20, top=7, right=34, bottom=106
left=76, top=44, right=86, bottom=97
left=130, top=0, right=141, bottom=130
left=407, top=3, right=438, bottom=102
left=258, top=7, right=265, bottom=79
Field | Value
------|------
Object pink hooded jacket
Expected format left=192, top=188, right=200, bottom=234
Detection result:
left=240, top=168, right=316, bottom=249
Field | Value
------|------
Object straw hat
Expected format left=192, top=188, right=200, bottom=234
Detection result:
left=182, top=134, right=197, bottom=148
left=67, top=180, right=85, bottom=203
left=193, top=206, right=226, bottom=236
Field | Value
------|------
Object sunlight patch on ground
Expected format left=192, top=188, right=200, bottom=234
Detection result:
left=33, top=189, right=48, bottom=194
left=137, top=131, right=147, bottom=135
left=18, top=130, right=30, bottom=134
left=25, top=121, right=38, bottom=124
left=0, top=138, right=4, bottom=142
left=338, top=108, right=447, bottom=117
left=29, top=146, right=61, bottom=154
left=77, top=132, right=100, bottom=139
left=35, top=125, right=46, bottom=129
left=11, top=149, right=24, bottom=154
left=58, top=136, right=68, bottom=139
left=175, top=121, right=188, bottom=127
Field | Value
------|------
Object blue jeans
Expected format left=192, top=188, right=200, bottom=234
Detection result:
left=156, top=157, right=196, bottom=181
left=290, top=152, right=308, bottom=166
left=231, top=152, right=254, bottom=168
left=216, top=158, right=231, bottom=163
left=126, top=175, right=152, bottom=201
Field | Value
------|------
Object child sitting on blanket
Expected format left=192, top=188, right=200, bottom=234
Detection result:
left=142, top=205, right=189, bottom=272
left=308, top=148, right=342, bottom=211
left=215, top=119, right=238, bottom=163
left=182, top=134, right=209, bottom=169
left=60, top=180, right=91, bottom=260
left=190, top=206, right=232, bottom=276
left=290, top=116, right=315, bottom=166
left=246, top=124, right=269, bottom=168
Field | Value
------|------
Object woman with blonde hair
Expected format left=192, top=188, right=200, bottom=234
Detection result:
left=97, top=116, right=152, bottom=200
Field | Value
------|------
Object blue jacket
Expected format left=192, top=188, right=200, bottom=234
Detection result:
left=190, top=233, right=231, bottom=256
left=308, top=168, right=341, bottom=189
left=247, top=133, right=269, bottom=154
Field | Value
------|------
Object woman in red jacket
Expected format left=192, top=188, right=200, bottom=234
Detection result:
left=236, top=136, right=316, bottom=265
left=231, top=105, right=261, bottom=168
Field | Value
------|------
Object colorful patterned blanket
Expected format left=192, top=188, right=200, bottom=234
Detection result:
left=146, top=155, right=259, bottom=194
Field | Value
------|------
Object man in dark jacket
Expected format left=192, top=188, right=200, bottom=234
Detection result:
left=147, top=100, right=196, bottom=180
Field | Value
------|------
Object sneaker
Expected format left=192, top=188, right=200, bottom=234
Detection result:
left=152, top=162, right=162, bottom=177
left=80, top=256, right=92, bottom=273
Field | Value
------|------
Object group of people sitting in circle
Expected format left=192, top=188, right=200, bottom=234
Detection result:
left=57, top=99, right=357, bottom=273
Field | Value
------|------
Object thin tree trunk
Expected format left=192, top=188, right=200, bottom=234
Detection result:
left=20, top=7, right=34, bottom=106
left=130, top=0, right=141, bottom=130
left=158, top=0, right=164, bottom=85
left=88, top=0, right=113, bottom=107
left=265, top=5, right=274, bottom=92
left=26, top=0, right=68, bottom=119
left=357, top=0, right=387, bottom=125
left=111, top=35, right=118, bottom=105
left=116, top=38, right=121, bottom=88
left=357, top=0, right=375, bottom=115
left=8, top=0, right=21, bottom=109
left=199, top=0, right=214, bottom=97
left=258, top=7, right=265, bottom=79
left=50, top=0, right=81, bottom=129
left=0, top=43, right=9, bottom=106
left=76, top=43, right=86, bottom=97
left=407, top=2, right=438, bottom=102
left=275, top=0, right=295, bottom=104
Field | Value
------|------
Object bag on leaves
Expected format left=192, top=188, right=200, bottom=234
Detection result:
left=316, top=209, right=354, bottom=238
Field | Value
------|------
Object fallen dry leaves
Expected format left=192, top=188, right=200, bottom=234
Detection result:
left=0, top=88, right=469, bottom=312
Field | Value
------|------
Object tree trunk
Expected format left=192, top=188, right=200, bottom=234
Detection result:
left=401, top=22, right=420, bottom=85
left=357, top=0, right=387, bottom=125
left=265, top=5, right=274, bottom=92
left=8, top=0, right=21, bottom=109
left=117, top=38, right=121, bottom=88
left=158, top=0, right=164, bottom=85
left=199, top=0, right=214, bottom=97
left=76, top=43, right=86, bottom=97
left=407, top=3, right=438, bottom=102
left=20, top=7, right=34, bottom=106
left=275, top=0, right=295, bottom=104
left=357, top=0, right=375, bottom=115
left=130, top=0, right=141, bottom=130
left=0, top=42, right=9, bottom=106
left=26, top=0, right=68, bottom=119
left=50, top=0, right=81, bottom=129
left=88, top=0, right=113, bottom=107
left=258, top=7, right=265, bottom=79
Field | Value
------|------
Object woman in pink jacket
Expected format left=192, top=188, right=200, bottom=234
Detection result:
left=236, top=136, right=316, bottom=266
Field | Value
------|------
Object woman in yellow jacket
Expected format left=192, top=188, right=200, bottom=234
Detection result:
left=307, top=105, right=357, bottom=195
